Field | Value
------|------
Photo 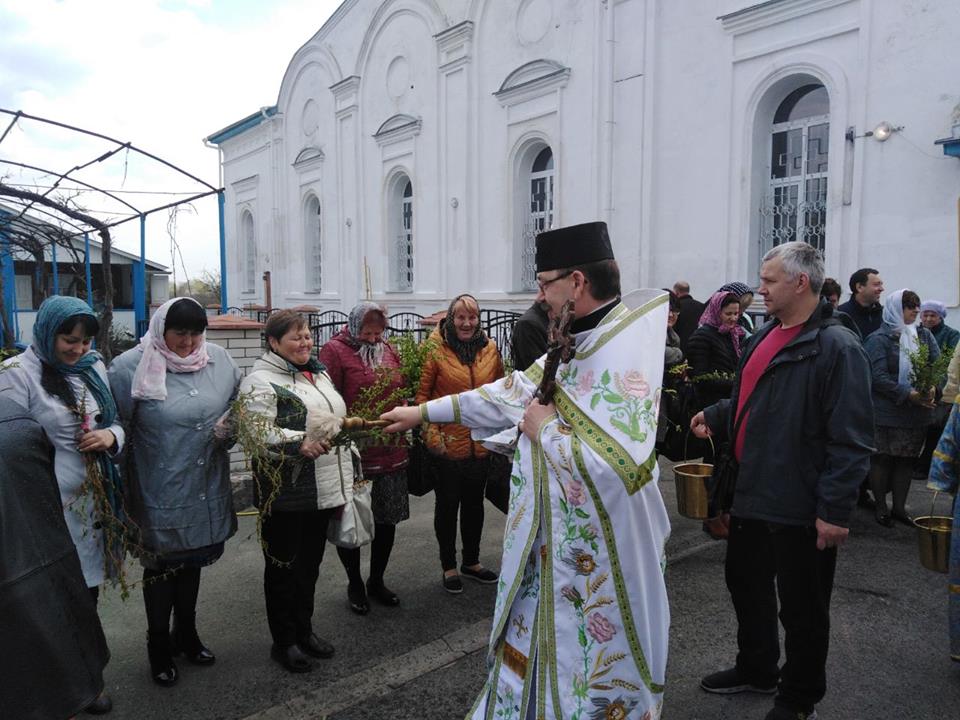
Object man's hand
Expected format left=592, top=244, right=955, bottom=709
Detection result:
left=519, top=401, right=556, bottom=442
left=815, top=517, right=848, bottom=550
left=690, top=411, right=713, bottom=439
left=77, top=429, right=116, bottom=453
left=380, top=405, right=422, bottom=434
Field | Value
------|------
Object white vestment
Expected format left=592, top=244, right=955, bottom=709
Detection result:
left=421, top=289, right=671, bottom=720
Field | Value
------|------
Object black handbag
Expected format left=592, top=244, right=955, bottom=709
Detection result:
left=706, top=443, right=738, bottom=517
left=406, top=427, right=438, bottom=497
left=485, top=452, right=512, bottom=514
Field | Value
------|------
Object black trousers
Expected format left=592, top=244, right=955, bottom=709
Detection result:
left=261, top=508, right=334, bottom=647
left=433, top=457, right=488, bottom=571
left=725, top=517, right=837, bottom=713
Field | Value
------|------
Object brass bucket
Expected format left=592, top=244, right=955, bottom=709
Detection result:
left=915, top=516, right=952, bottom=574
left=674, top=462, right=713, bottom=520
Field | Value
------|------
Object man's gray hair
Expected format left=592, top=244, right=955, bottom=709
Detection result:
left=762, top=241, right=825, bottom=294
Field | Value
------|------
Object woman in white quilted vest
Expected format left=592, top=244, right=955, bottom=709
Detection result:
left=239, top=309, right=352, bottom=674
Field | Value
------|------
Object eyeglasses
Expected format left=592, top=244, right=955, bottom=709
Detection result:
left=537, top=270, right=572, bottom=293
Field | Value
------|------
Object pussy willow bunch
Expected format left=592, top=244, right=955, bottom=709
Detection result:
left=907, top=342, right=953, bottom=394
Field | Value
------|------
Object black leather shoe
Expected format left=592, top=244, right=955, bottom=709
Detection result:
left=147, top=632, right=179, bottom=687
left=347, top=583, right=370, bottom=615
left=442, top=574, right=463, bottom=594
left=270, top=643, right=312, bottom=673
left=367, top=579, right=400, bottom=607
left=460, top=565, right=499, bottom=584
left=85, top=691, right=113, bottom=715
left=297, top=633, right=335, bottom=659
left=891, top=511, right=914, bottom=527
left=876, top=513, right=894, bottom=528
left=172, top=622, right=216, bottom=665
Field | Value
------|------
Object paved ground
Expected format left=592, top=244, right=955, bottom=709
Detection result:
left=95, top=464, right=960, bottom=719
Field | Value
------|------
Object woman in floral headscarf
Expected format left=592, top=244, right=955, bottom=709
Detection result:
left=0, top=295, right=125, bottom=714
left=109, top=297, right=241, bottom=687
left=687, top=291, right=745, bottom=411
left=864, top=289, right=940, bottom=526
left=319, top=302, right=410, bottom=614
left=415, top=294, right=504, bottom=594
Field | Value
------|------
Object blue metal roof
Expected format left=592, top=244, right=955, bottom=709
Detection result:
left=205, top=106, right=279, bottom=145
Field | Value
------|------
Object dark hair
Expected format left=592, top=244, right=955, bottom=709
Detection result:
left=55, top=313, right=99, bottom=338
left=848, top=268, right=879, bottom=295
left=164, top=298, right=208, bottom=333
left=719, top=292, right=740, bottom=310
left=820, top=277, right=842, bottom=299
left=902, top=290, right=920, bottom=310
left=662, top=289, right=680, bottom=312
left=264, top=309, right=309, bottom=343
left=569, top=259, right=621, bottom=301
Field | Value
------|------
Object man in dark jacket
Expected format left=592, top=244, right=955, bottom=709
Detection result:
left=0, top=395, right=110, bottom=719
left=510, top=300, right=549, bottom=372
left=836, top=267, right=884, bottom=340
left=691, top=242, right=874, bottom=720
left=673, top=280, right=705, bottom=353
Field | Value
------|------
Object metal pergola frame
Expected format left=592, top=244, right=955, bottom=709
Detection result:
left=0, top=108, right=228, bottom=340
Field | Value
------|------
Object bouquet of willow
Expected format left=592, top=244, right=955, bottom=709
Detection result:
left=907, top=342, right=953, bottom=394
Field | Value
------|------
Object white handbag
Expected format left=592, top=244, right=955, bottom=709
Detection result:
left=327, top=447, right=375, bottom=549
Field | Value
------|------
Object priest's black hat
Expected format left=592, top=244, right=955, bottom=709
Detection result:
left=535, top=221, right=614, bottom=273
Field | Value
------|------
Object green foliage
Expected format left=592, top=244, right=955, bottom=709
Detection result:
left=908, top=342, right=953, bottom=392
left=391, top=332, right=438, bottom=395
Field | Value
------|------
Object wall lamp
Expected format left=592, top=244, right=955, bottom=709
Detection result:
left=845, top=121, right=904, bottom=142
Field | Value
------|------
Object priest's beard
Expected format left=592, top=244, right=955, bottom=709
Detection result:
left=356, top=341, right=385, bottom=368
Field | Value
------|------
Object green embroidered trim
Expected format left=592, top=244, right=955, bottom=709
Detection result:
left=538, top=444, right=563, bottom=718
left=518, top=603, right=540, bottom=720
left=556, top=387, right=657, bottom=494
left=483, top=651, right=505, bottom=720
left=577, top=294, right=668, bottom=360
left=488, top=452, right=543, bottom=654
left=419, top=403, right=429, bottom=424
left=572, top=435, right=665, bottom=694
left=452, top=394, right=461, bottom=424
left=523, top=359, right=657, bottom=494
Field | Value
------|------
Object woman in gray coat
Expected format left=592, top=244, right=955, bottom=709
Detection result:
left=108, top=298, right=241, bottom=687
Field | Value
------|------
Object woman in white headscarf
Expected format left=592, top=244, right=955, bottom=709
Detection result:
left=863, top=289, right=940, bottom=526
left=108, top=298, right=241, bottom=687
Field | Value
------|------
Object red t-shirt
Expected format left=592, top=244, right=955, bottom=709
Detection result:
left=733, top=323, right=804, bottom=461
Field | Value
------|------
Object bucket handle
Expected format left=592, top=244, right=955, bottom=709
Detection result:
left=682, top=430, right=714, bottom=463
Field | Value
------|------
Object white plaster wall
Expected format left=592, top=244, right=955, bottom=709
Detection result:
left=217, top=0, right=960, bottom=316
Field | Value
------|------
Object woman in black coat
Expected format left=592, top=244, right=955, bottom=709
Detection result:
left=687, top=291, right=745, bottom=411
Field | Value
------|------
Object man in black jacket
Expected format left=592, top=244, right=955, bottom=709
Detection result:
left=691, top=242, right=874, bottom=720
left=673, top=280, right=705, bottom=353
left=510, top=300, right=549, bottom=372
left=836, top=267, right=884, bottom=340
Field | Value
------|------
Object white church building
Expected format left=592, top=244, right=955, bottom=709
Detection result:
left=207, top=0, right=960, bottom=316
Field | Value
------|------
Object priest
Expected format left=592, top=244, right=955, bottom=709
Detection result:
left=381, top=221, right=671, bottom=720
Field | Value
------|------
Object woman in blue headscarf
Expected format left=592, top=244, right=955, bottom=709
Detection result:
left=0, top=296, right=123, bottom=713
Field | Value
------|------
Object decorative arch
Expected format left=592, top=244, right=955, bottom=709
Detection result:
left=495, top=59, right=571, bottom=105
left=277, top=45, right=343, bottom=110
left=373, top=113, right=422, bottom=144
left=383, top=167, right=415, bottom=292
left=509, top=134, right=556, bottom=291
left=302, top=193, right=322, bottom=293
left=353, top=0, right=446, bottom=77
left=738, top=54, right=850, bottom=274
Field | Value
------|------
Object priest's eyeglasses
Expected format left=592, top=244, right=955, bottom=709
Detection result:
left=537, top=270, right=573, bottom=293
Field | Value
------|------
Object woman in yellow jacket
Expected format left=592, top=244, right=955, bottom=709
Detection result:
left=416, top=294, right=504, bottom=593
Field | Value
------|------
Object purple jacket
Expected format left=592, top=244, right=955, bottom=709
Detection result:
left=319, top=329, right=408, bottom=475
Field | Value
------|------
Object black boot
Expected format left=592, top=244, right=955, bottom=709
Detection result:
left=146, top=631, right=179, bottom=687
left=172, top=614, right=216, bottom=665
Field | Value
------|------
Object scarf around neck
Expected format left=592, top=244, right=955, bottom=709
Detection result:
left=442, top=294, right=487, bottom=365
left=344, top=301, right=387, bottom=368
left=131, top=297, right=210, bottom=401
left=882, top=289, right=920, bottom=386
left=699, top=291, right=746, bottom=357
left=32, top=295, right=117, bottom=427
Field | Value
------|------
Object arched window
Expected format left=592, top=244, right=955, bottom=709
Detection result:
left=304, top=195, right=322, bottom=293
left=520, top=145, right=555, bottom=290
left=241, top=210, right=256, bottom=292
left=388, top=175, right=413, bottom=291
left=762, top=84, right=829, bottom=253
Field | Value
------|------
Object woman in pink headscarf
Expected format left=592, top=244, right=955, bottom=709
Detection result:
left=687, top=291, right=745, bottom=412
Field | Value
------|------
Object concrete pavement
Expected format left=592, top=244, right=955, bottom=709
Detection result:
left=95, top=465, right=960, bottom=719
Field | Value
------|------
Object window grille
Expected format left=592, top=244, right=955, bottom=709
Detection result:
left=305, top=196, right=321, bottom=292
left=395, top=180, right=414, bottom=291
left=522, top=147, right=555, bottom=291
